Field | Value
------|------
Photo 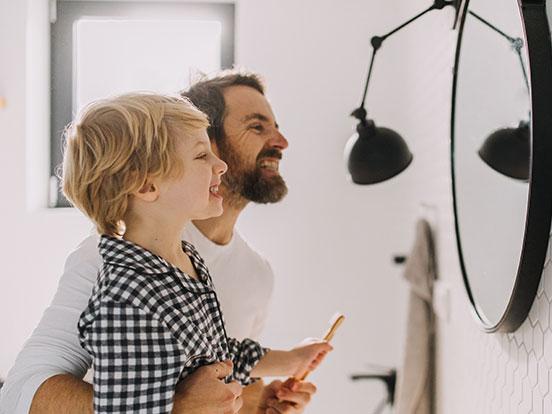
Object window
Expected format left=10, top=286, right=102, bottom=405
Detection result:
left=50, top=1, right=235, bottom=207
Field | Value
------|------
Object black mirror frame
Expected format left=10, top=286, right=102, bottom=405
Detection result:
left=451, top=0, right=552, bottom=332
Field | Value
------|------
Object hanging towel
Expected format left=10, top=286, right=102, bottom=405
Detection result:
left=395, top=219, right=437, bottom=414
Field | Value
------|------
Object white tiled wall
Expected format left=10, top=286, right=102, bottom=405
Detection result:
left=460, top=257, right=552, bottom=414
left=433, top=240, right=552, bottom=414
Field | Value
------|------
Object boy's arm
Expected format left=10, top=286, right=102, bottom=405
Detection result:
left=226, top=338, right=268, bottom=385
left=85, top=301, right=187, bottom=414
left=85, top=301, right=245, bottom=414
left=226, top=339, right=331, bottom=382
left=250, top=343, right=332, bottom=378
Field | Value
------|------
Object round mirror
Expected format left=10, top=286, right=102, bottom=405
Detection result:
left=452, top=0, right=552, bottom=332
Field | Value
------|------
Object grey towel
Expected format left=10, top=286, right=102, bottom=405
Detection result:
left=395, top=219, right=436, bottom=414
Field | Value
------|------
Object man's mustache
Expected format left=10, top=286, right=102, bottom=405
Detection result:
left=256, top=148, right=283, bottom=161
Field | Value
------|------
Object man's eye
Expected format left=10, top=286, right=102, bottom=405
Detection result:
left=249, top=124, right=264, bottom=132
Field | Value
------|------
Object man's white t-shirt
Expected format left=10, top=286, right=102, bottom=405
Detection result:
left=0, top=223, right=274, bottom=414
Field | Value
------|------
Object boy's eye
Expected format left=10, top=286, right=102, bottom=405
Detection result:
left=196, top=153, right=208, bottom=160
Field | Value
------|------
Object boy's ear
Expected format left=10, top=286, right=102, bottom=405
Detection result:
left=133, top=180, right=159, bottom=202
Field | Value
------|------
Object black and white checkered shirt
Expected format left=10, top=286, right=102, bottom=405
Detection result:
left=78, top=235, right=267, bottom=414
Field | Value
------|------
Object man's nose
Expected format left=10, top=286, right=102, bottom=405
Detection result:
left=269, top=130, right=289, bottom=150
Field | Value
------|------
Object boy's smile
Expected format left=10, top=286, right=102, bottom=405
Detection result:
left=209, top=182, right=222, bottom=199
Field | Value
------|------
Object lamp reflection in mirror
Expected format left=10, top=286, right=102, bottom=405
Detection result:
left=468, top=10, right=531, bottom=181
left=478, top=120, right=530, bottom=181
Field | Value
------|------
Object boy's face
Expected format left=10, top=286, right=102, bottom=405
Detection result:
left=157, top=127, right=227, bottom=221
left=216, top=85, right=289, bottom=204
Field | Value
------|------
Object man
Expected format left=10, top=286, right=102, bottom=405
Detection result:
left=0, top=70, right=317, bottom=414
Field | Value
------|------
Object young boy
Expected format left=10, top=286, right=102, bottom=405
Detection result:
left=61, top=93, right=331, bottom=414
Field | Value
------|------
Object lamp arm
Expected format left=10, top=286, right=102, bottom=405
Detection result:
left=378, top=0, right=451, bottom=42
left=468, top=10, right=516, bottom=42
left=354, top=0, right=455, bottom=121
left=516, top=48, right=530, bottom=93
left=468, top=10, right=530, bottom=93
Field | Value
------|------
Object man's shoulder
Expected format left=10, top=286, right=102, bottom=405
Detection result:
left=64, top=233, right=101, bottom=270
left=231, top=231, right=274, bottom=274
left=55, top=233, right=102, bottom=292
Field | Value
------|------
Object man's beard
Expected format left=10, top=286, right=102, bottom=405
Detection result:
left=217, top=141, right=288, bottom=205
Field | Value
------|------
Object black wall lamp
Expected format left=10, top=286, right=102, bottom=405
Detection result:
left=469, top=10, right=531, bottom=181
left=345, top=0, right=457, bottom=185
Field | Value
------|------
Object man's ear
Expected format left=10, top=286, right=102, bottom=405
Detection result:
left=132, top=179, right=160, bottom=202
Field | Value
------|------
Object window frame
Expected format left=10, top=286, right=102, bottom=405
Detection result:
left=50, top=1, right=235, bottom=207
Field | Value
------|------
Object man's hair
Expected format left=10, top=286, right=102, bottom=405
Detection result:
left=181, top=69, right=265, bottom=144
left=61, top=93, right=209, bottom=236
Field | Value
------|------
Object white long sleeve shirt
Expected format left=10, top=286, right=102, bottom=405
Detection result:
left=0, top=223, right=274, bottom=414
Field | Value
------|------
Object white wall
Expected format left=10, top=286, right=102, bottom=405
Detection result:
left=0, top=1, right=427, bottom=413
left=0, top=0, right=93, bottom=369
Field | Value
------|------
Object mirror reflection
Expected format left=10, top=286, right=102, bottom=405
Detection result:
left=454, top=0, right=531, bottom=326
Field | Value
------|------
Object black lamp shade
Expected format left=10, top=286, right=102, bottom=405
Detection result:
left=478, top=121, right=530, bottom=181
left=345, top=120, right=413, bottom=184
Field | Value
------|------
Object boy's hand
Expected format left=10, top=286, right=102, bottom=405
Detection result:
left=289, top=340, right=333, bottom=379
left=257, top=378, right=317, bottom=414
left=173, top=360, right=243, bottom=414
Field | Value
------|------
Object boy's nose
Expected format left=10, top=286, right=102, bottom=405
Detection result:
left=215, top=158, right=228, bottom=176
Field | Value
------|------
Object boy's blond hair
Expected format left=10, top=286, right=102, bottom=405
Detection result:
left=62, top=93, right=209, bottom=236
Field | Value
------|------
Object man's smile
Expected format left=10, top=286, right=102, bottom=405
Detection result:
left=259, top=158, right=280, bottom=172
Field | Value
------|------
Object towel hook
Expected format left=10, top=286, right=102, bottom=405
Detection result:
left=350, top=368, right=396, bottom=413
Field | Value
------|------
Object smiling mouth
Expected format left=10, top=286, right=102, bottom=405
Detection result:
left=259, top=159, right=279, bottom=172
left=209, top=185, right=220, bottom=195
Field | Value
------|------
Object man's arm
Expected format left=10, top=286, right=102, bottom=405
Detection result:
left=29, top=375, right=92, bottom=414
left=235, top=378, right=317, bottom=414
left=0, top=236, right=99, bottom=414
left=29, top=361, right=244, bottom=414
left=239, top=381, right=265, bottom=414
left=173, top=361, right=243, bottom=414
left=256, top=379, right=317, bottom=414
